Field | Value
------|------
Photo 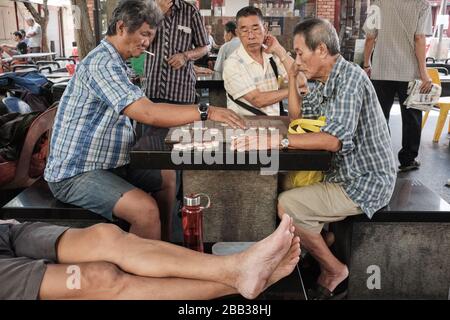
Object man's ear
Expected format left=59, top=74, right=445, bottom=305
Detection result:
left=116, top=20, right=125, bottom=35
left=318, top=42, right=328, bottom=58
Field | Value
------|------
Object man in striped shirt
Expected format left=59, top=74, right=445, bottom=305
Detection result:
left=44, top=0, right=243, bottom=241
left=233, top=18, right=396, bottom=299
left=143, top=0, right=209, bottom=104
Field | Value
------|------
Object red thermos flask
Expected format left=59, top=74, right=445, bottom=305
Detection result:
left=181, top=193, right=210, bottom=252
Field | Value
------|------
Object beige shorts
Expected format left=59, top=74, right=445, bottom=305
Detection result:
left=278, top=182, right=363, bottom=234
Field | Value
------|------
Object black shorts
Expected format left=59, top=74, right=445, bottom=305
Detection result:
left=0, top=222, right=69, bottom=300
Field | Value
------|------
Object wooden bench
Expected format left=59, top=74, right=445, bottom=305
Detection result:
left=331, top=178, right=450, bottom=299
left=0, top=179, right=129, bottom=230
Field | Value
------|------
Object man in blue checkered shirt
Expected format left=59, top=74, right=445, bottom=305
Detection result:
left=233, top=18, right=396, bottom=299
left=44, top=0, right=244, bottom=241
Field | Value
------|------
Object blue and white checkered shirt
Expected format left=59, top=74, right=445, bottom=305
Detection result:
left=302, top=56, right=397, bottom=218
left=44, top=39, right=145, bottom=182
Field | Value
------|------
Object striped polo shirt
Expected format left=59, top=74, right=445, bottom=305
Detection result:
left=302, top=56, right=397, bottom=218
left=143, top=0, right=209, bottom=104
left=363, top=0, right=432, bottom=82
left=223, top=44, right=287, bottom=116
left=44, top=39, right=144, bottom=182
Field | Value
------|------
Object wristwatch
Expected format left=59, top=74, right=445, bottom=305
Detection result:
left=198, top=102, right=209, bottom=121
left=280, top=135, right=289, bottom=150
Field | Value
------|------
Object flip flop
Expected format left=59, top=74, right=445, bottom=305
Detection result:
left=307, top=283, right=348, bottom=300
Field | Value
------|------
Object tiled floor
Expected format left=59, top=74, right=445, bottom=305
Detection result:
left=389, top=103, right=450, bottom=203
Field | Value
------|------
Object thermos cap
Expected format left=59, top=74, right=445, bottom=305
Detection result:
left=183, top=193, right=211, bottom=208
left=184, top=194, right=201, bottom=206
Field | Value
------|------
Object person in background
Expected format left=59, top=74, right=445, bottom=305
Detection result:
left=223, top=6, right=294, bottom=116
left=0, top=31, right=29, bottom=70
left=206, top=24, right=220, bottom=52
left=363, top=0, right=432, bottom=172
left=214, top=21, right=240, bottom=74
left=0, top=31, right=28, bottom=57
left=19, top=29, right=29, bottom=48
left=25, top=18, right=42, bottom=53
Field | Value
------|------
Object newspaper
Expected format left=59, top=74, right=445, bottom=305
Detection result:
left=404, top=80, right=441, bottom=112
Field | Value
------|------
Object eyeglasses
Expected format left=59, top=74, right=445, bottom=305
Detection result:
left=239, top=26, right=263, bottom=37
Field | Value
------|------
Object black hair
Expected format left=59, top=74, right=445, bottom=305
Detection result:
left=236, top=6, right=264, bottom=24
left=224, top=21, right=237, bottom=36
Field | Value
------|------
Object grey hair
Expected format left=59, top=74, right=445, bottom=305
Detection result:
left=106, top=0, right=163, bottom=36
left=293, top=18, right=340, bottom=55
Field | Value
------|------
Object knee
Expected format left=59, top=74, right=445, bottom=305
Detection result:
left=90, top=223, right=126, bottom=242
left=161, top=170, right=176, bottom=191
left=81, top=262, right=125, bottom=296
left=277, top=192, right=291, bottom=218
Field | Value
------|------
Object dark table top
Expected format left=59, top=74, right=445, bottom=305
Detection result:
left=196, top=72, right=224, bottom=89
left=131, top=117, right=333, bottom=171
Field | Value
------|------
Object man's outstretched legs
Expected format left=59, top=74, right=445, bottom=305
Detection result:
left=41, top=214, right=300, bottom=299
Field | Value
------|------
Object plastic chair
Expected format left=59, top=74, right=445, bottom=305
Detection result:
left=0, top=103, right=58, bottom=190
left=2, top=97, right=32, bottom=113
left=422, top=68, right=450, bottom=142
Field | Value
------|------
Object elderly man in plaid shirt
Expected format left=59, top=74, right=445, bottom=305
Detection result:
left=233, top=18, right=396, bottom=299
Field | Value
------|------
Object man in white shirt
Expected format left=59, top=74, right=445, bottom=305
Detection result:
left=214, top=21, right=241, bottom=74
left=25, top=18, right=42, bottom=53
left=223, top=6, right=294, bottom=116
left=205, top=24, right=220, bottom=52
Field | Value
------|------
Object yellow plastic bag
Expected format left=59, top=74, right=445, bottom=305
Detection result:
left=285, top=117, right=326, bottom=189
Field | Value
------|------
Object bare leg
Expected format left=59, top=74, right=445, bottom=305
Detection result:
left=113, top=188, right=161, bottom=239
left=39, top=262, right=236, bottom=300
left=56, top=214, right=299, bottom=299
left=278, top=204, right=348, bottom=292
left=153, top=170, right=176, bottom=241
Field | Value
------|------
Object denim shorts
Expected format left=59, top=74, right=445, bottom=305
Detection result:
left=0, top=222, right=69, bottom=300
left=48, top=166, right=162, bottom=220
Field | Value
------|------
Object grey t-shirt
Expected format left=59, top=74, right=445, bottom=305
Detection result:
left=363, top=0, right=432, bottom=82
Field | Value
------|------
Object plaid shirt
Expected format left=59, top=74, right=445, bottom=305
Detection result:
left=143, top=0, right=208, bottom=103
left=44, top=40, right=144, bottom=182
left=302, top=56, right=397, bottom=218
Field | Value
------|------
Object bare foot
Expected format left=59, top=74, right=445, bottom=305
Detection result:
left=234, top=214, right=294, bottom=299
left=317, top=264, right=349, bottom=292
left=266, top=236, right=301, bottom=289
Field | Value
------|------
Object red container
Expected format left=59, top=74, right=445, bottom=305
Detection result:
left=66, top=63, right=75, bottom=76
left=181, top=193, right=210, bottom=252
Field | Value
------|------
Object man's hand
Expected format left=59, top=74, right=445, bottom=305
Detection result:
left=290, top=65, right=308, bottom=96
left=194, top=65, right=214, bottom=75
left=263, top=35, right=283, bottom=55
left=419, top=74, right=433, bottom=93
left=168, top=53, right=187, bottom=70
left=230, top=133, right=281, bottom=151
left=363, top=65, right=372, bottom=78
left=156, top=0, right=173, bottom=15
left=208, top=107, right=245, bottom=129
